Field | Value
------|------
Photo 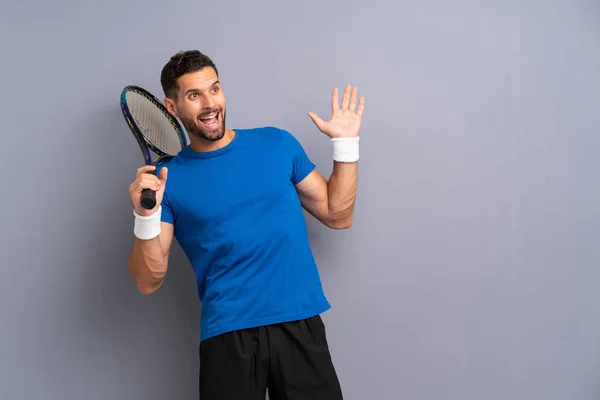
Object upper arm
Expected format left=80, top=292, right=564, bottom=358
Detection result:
left=277, top=128, right=328, bottom=222
left=295, top=169, right=330, bottom=225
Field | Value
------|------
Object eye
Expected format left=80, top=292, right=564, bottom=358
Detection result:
left=211, top=86, right=219, bottom=93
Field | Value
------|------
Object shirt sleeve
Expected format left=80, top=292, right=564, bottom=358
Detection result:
left=280, top=128, right=316, bottom=185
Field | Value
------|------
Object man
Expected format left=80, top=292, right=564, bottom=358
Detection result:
left=127, top=50, right=364, bottom=399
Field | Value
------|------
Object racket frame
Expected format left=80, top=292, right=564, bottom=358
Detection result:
left=120, top=85, right=187, bottom=209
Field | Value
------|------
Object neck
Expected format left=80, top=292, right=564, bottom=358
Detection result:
left=189, top=129, right=236, bottom=153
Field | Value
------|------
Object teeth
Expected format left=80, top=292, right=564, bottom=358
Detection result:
left=200, top=112, right=217, bottom=120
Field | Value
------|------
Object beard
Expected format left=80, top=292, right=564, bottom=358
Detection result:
left=180, top=108, right=226, bottom=142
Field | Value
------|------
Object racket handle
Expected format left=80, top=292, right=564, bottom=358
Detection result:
left=140, top=188, right=157, bottom=210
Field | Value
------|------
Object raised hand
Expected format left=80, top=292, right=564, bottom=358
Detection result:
left=307, top=84, right=365, bottom=139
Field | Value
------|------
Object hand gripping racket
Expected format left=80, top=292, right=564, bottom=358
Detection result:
left=120, top=85, right=187, bottom=210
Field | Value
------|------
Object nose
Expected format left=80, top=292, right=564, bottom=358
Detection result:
left=203, top=95, right=215, bottom=109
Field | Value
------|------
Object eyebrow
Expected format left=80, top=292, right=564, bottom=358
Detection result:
left=184, top=80, right=220, bottom=96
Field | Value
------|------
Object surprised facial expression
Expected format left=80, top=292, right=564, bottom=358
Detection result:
left=165, top=67, right=226, bottom=142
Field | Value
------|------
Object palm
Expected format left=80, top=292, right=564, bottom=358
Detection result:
left=308, top=84, right=365, bottom=139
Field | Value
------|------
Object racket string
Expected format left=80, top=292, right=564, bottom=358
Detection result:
left=126, top=91, right=185, bottom=155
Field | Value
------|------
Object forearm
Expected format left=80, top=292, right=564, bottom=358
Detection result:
left=326, top=161, right=358, bottom=227
left=127, top=237, right=168, bottom=295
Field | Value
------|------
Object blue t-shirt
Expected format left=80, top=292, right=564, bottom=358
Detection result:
left=158, top=126, right=331, bottom=341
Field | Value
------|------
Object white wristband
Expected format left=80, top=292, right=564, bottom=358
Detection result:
left=133, top=206, right=162, bottom=240
left=331, top=137, right=359, bottom=162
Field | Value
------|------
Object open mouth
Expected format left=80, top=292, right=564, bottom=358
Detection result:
left=198, top=111, right=220, bottom=130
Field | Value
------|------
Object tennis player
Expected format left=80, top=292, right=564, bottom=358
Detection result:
left=127, top=50, right=364, bottom=400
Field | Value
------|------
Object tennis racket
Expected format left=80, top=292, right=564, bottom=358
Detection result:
left=120, top=85, right=187, bottom=210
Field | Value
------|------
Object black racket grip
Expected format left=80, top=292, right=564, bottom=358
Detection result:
left=140, top=188, right=156, bottom=210
left=140, top=170, right=157, bottom=210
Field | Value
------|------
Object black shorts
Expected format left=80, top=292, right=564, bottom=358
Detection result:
left=198, top=314, right=343, bottom=400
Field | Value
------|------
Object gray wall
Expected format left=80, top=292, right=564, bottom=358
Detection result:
left=2, top=0, right=599, bottom=399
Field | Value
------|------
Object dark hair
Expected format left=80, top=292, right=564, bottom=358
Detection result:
left=160, top=50, right=219, bottom=99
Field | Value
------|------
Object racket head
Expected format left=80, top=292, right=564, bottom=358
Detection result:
left=120, top=85, right=188, bottom=165
left=120, top=85, right=187, bottom=210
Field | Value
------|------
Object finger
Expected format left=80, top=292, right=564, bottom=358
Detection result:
left=307, top=112, right=326, bottom=130
left=135, top=182, right=161, bottom=193
left=135, top=176, right=162, bottom=192
left=331, top=87, right=339, bottom=111
left=357, top=96, right=365, bottom=116
left=158, top=166, right=168, bottom=183
left=341, top=84, right=352, bottom=110
left=349, top=86, right=358, bottom=111
left=135, top=182, right=160, bottom=193
left=136, top=172, right=161, bottom=186
left=136, top=165, right=156, bottom=177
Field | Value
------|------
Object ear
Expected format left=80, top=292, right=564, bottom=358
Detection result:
left=164, top=97, right=179, bottom=118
